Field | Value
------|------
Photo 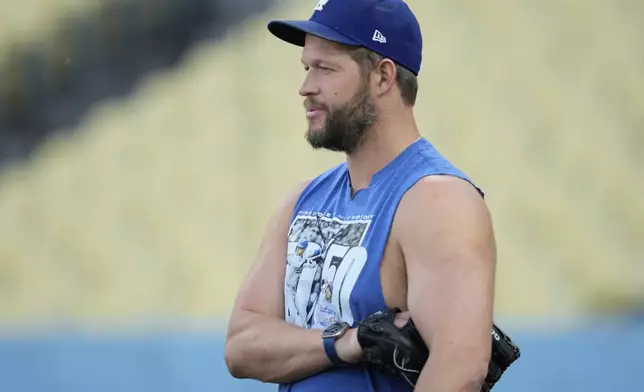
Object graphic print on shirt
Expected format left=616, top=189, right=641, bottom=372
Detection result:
left=285, top=212, right=373, bottom=329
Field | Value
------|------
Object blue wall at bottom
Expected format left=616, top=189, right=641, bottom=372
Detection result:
left=0, top=319, right=642, bottom=392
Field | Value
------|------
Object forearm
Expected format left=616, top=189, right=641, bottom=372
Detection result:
left=414, top=351, right=488, bottom=392
left=225, top=309, right=331, bottom=383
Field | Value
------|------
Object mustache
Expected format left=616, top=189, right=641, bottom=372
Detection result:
left=303, top=98, right=327, bottom=111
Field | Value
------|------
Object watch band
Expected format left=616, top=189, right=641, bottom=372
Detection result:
left=323, top=334, right=348, bottom=366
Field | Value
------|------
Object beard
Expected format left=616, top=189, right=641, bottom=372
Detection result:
left=304, top=82, right=377, bottom=154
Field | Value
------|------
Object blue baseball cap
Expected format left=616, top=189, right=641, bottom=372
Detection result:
left=267, top=0, right=423, bottom=76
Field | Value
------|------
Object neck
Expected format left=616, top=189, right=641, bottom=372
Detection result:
left=345, top=109, right=421, bottom=193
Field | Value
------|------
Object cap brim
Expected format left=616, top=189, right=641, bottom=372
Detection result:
left=267, top=20, right=360, bottom=47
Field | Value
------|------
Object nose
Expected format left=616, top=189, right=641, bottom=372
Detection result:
left=298, top=71, right=320, bottom=97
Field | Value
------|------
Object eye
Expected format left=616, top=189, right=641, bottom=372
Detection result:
left=302, top=62, right=333, bottom=73
left=314, top=64, right=333, bottom=73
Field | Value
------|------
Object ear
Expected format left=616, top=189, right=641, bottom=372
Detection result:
left=372, top=58, right=397, bottom=98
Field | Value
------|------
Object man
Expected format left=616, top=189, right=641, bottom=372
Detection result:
left=224, top=0, right=496, bottom=391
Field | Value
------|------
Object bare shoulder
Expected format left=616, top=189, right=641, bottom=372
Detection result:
left=276, top=178, right=313, bottom=216
left=392, top=173, right=496, bottom=294
left=402, top=174, right=487, bottom=215
left=264, top=177, right=313, bottom=233
left=394, top=175, right=493, bottom=244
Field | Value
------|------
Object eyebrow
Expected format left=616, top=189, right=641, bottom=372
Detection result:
left=301, top=58, right=338, bottom=68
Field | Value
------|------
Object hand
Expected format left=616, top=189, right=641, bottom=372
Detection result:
left=334, top=328, right=365, bottom=364
left=335, top=311, right=411, bottom=365
left=394, top=310, right=410, bottom=328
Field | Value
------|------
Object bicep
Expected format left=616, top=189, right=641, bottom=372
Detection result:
left=398, top=176, right=496, bottom=356
left=230, top=180, right=310, bottom=321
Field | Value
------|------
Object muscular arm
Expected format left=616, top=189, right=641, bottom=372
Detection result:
left=395, top=176, right=496, bottom=392
left=224, top=181, right=361, bottom=384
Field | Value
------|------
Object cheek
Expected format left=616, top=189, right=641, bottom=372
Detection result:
left=325, top=89, right=349, bottom=107
left=320, top=73, right=361, bottom=105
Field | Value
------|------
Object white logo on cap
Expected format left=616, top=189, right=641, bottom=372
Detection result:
left=314, top=0, right=328, bottom=11
left=372, top=30, right=387, bottom=43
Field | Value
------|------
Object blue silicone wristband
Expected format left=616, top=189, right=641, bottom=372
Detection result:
left=323, top=336, right=347, bottom=366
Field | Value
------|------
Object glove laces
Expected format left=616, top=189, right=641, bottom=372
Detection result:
left=393, top=346, right=420, bottom=387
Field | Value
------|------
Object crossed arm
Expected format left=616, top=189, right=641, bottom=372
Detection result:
left=225, top=175, right=496, bottom=390
left=225, top=180, right=327, bottom=383
left=224, top=180, right=363, bottom=384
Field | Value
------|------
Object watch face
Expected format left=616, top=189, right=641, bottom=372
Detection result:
left=322, top=322, right=349, bottom=339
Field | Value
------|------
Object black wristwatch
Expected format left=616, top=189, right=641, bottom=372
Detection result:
left=321, top=321, right=351, bottom=366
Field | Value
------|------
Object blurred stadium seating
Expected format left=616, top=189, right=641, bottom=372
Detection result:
left=0, top=0, right=642, bottom=391
left=0, top=0, right=274, bottom=161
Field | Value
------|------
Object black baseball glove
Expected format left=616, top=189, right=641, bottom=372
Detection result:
left=356, top=308, right=521, bottom=391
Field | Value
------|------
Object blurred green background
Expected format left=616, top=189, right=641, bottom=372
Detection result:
left=0, top=0, right=642, bottom=391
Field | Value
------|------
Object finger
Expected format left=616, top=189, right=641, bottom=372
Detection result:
left=394, top=315, right=410, bottom=328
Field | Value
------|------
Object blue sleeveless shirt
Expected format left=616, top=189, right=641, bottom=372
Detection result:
left=279, top=137, right=483, bottom=392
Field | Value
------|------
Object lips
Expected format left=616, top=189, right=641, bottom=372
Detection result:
left=304, top=100, right=326, bottom=120
left=306, top=108, right=325, bottom=119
